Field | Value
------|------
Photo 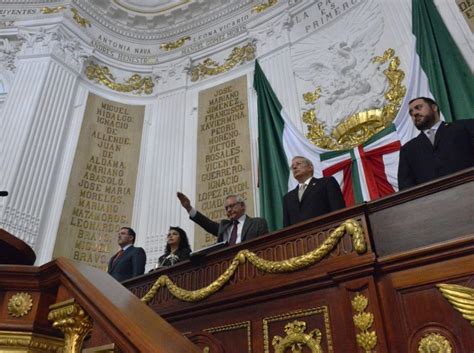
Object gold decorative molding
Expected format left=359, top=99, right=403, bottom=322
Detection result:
left=0, top=331, right=63, bottom=353
left=303, top=48, right=406, bottom=150
left=303, top=87, right=321, bottom=105
left=7, top=292, right=33, bottom=318
left=263, top=307, right=333, bottom=353
left=71, top=8, right=91, bottom=28
left=141, top=219, right=366, bottom=303
left=190, top=42, right=255, bottom=82
left=272, top=320, right=323, bottom=353
left=252, top=0, right=278, bottom=13
left=437, top=283, right=474, bottom=326
left=351, top=293, right=377, bottom=353
left=86, top=62, right=154, bottom=95
left=41, top=6, right=66, bottom=14
left=418, top=333, right=452, bottom=353
left=160, top=36, right=191, bottom=51
left=204, top=321, right=251, bottom=353
left=48, top=299, right=93, bottom=353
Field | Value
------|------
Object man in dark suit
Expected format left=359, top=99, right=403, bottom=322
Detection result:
left=177, top=192, right=268, bottom=245
left=283, top=156, right=345, bottom=227
left=108, top=227, right=146, bottom=282
left=398, top=97, right=474, bottom=190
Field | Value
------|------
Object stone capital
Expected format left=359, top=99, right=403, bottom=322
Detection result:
left=152, top=57, right=191, bottom=90
left=17, top=26, right=92, bottom=73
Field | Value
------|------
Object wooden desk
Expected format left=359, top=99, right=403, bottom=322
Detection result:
left=125, top=168, right=474, bottom=353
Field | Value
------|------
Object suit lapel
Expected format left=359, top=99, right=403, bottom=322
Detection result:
left=416, top=132, right=433, bottom=152
left=289, top=185, right=300, bottom=206
left=241, top=216, right=251, bottom=241
left=433, top=122, right=447, bottom=149
left=220, top=220, right=232, bottom=242
left=109, top=247, right=131, bottom=271
left=300, top=177, right=317, bottom=204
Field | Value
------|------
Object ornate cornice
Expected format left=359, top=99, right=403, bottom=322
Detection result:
left=0, top=331, right=63, bottom=353
left=17, top=26, right=92, bottom=73
left=152, top=57, right=190, bottom=90
left=73, top=0, right=254, bottom=40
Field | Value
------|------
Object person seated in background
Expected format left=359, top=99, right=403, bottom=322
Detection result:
left=177, top=192, right=268, bottom=245
left=398, top=97, right=474, bottom=190
left=157, top=226, right=192, bottom=267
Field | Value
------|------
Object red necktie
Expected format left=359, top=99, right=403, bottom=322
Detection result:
left=228, top=220, right=239, bottom=245
left=111, top=249, right=124, bottom=267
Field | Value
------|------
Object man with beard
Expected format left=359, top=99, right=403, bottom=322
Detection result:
left=397, top=97, right=474, bottom=190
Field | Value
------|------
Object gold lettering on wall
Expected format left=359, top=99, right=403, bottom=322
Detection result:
left=456, top=0, right=474, bottom=32
left=54, top=93, right=144, bottom=270
left=195, top=75, right=255, bottom=250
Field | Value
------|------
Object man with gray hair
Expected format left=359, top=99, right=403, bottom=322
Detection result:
left=283, top=156, right=345, bottom=227
left=177, top=192, right=268, bottom=245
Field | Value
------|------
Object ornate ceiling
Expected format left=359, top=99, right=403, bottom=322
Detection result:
left=75, top=0, right=254, bottom=39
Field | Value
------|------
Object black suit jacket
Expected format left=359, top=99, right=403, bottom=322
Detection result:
left=191, top=211, right=268, bottom=243
left=398, top=120, right=474, bottom=190
left=283, top=176, right=346, bottom=227
left=107, top=245, right=146, bottom=282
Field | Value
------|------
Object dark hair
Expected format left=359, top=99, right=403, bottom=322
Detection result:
left=121, top=227, right=136, bottom=243
left=164, top=226, right=191, bottom=255
left=409, top=96, right=438, bottom=109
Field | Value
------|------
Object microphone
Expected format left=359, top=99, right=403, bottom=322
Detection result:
left=0, top=191, right=8, bottom=197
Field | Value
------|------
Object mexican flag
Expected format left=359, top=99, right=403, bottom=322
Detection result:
left=254, top=0, right=473, bottom=232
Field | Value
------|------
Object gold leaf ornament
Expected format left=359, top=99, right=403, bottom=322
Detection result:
left=71, top=8, right=91, bottom=28
left=418, top=333, right=452, bottom=353
left=160, top=36, right=191, bottom=51
left=7, top=292, right=33, bottom=317
left=141, top=219, right=366, bottom=303
left=252, top=0, right=278, bottom=13
left=351, top=293, right=369, bottom=312
left=190, top=42, right=255, bottom=81
left=85, top=63, right=154, bottom=95
left=351, top=293, right=377, bottom=352
left=437, top=283, right=474, bottom=326
left=272, top=320, right=323, bottom=353
left=303, top=48, right=406, bottom=150
left=40, top=6, right=66, bottom=14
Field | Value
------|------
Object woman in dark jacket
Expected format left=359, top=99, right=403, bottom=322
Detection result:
left=157, top=226, right=191, bottom=267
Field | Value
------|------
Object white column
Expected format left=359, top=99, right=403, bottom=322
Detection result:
left=0, top=26, right=89, bottom=261
left=134, top=59, right=190, bottom=270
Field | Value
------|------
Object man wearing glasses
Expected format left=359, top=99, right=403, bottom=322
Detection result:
left=177, top=192, right=268, bottom=245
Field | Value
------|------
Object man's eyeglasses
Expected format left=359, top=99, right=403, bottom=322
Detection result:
left=224, top=202, right=241, bottom=211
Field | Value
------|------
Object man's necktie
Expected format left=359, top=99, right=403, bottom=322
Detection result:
left=426, top=129, right=436, bottom=145
left=111, top=249, right=124, bottom=267
left=298, top=184, right=307, bottom=201
left=228, top=220, right=239, bottom=245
